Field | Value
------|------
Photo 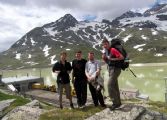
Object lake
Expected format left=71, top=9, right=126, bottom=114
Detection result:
left=1, top=63, right=167, bottom=102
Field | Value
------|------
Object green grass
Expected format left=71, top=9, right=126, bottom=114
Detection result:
left=0, top=91, right=30, bottom=115
left=39, top=106, right=104, bottom=120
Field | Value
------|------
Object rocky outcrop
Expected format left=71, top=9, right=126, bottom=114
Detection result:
left=2, top=100, right=46, bottom=120
left=0, top=99, right=15, bottom=118
left=86, top=104, right=167, bottom=120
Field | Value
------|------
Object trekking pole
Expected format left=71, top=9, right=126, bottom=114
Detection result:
left=128, top=68, right=137, bottom=77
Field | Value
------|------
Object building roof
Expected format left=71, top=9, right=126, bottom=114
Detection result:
left=2, top=76, right=41, bottom=84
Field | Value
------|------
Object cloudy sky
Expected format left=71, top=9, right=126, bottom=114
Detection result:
left=0, top=0, right=166, bottom=52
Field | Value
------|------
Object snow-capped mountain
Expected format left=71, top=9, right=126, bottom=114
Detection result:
left=0, top=4, right=167, bottom=69
left=113, top=3, right=167, bottom=30
left=144, top=3, right=167, bottom=16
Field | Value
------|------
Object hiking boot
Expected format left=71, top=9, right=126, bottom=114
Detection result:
left=101, top=104, right=107, bottom=108
left=80, top=105, right=86, bottom=109
left=109, top=104, right=121, bottom=111
left=70, top=103, right=74, bottom=109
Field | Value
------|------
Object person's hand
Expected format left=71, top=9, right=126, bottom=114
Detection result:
left=90, top=76, right=96, bottom=81
left=72, top=77, right=75, bottom=84
left=101, top=49, right=106, bottom=54
left=87, top=76, right=92, bottom=82
left=107, top=56, right=110, bottom=60
left=55, top=71, right=60, bottom=74
left=96, top=71, right=100, bottom=76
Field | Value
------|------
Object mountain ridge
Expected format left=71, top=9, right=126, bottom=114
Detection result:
left=0, top=4, right=167, bottom=69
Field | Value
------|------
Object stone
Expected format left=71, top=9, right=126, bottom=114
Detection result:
left=2, top=100, right=46, bottom=120
left=25, top=100, right=40, bottom=107
left=0, top=99, right=15, bottom=117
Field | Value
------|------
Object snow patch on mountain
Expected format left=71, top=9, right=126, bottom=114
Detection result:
left=133, top=44, right=146, bottom=49
left=66, top=49, right=71, bottom=51
left=141, top=35, right=148, bottom=40
left=22, top=42, right=26, bottom=46
left=25, top=61, right=39, bottom=66
left=151, top=29, right=158, bottom=35
left=119, top=14, right=167, bottom=31
left=28, top=54, right=32, bottom=59
left=154, top=53, right=163, bottom=57
left=50, top=55, right=57, bottom=64
left=122, top=28, right=126, bottom=31
left=123, top=34, right=132, bottom=42
left=30, top=37, right=36, bottom=46
left=43, top=45, right=51, bottom=57
left=44, top=27, right=58, bottom=36
left=137, top=48, right=143, bottom=51
left=67, top=42, right=73, bottom=45
left=15, top=53, right=21, bottom=60
left=70, top=21, right=106, bottom=33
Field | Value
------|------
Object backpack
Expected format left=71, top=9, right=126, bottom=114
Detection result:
left=110, top=39, right=129, bottom=70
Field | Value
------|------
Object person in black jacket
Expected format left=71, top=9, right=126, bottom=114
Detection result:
left=72, top=51, right=87, bottom=108
left=52, top=51, right=74, bottom=109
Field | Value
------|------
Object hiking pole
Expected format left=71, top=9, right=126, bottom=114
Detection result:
left=128, top=68, right=137, bottom=77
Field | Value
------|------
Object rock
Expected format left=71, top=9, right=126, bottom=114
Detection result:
left=85, top=104, right=167, bottom=120
left=2, top=106, right=45, bottom=120
left=25, top=100, right=40, bottom=108
left=0, top=99, right=15, bottom=117
left=2, top=100, right=46, bottom=120
left=127, top=106, right=145, bottom=120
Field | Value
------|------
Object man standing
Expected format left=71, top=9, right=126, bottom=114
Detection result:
left=72, top=51, right=87, bottom=108
left=102, top=39, right=124, bottom=110
left=85, top=52, right=106, bottom=107
left=52, top=51, right=74, bottom=109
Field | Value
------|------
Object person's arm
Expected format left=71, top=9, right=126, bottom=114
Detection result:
left=67, top=62, right=72, bottom=74
left=85, top=63, right=91, bottom=81
left=95, top=61, right=100, bottom=76
left=71, top=61, right=75, bottom=83
left=52, top=62, right=61, bottom=74
left=101, top=49, right=108, bottom=62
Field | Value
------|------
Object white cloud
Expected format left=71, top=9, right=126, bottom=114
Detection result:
left=0, top=0, right=161, bottom=52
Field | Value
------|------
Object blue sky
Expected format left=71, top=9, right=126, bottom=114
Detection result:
left=0, top=0, right=166, bottom=52
left=83, top=15, right=97, bottom=21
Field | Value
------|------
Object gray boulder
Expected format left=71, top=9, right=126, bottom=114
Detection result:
left=0, top=99, right=15, bottom=117
left=2, top=100, right=45, bottom=120
left=86, top=104, right=167, bottom=120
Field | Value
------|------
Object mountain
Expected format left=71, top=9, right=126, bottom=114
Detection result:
left=113, top=3, right=167, bottom=29
left=0, top=4, right=167, bottom=69
left=144, top=3, right=167, bottom=16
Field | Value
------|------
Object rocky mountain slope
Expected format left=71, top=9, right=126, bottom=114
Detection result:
left=0, top=4, right=167, bottom=69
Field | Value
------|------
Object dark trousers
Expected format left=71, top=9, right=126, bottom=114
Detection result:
left=108, top=67, right=121, bottom=105
left=74, top=79, right=87, bottom=106
left=89, top=83, right=105, bottom=106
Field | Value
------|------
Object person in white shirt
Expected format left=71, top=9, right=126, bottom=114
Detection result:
left=85, top=52, right=106, bottom=107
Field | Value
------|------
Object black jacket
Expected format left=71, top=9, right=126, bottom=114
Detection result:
left=52, top=61, right=72, bottom=84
